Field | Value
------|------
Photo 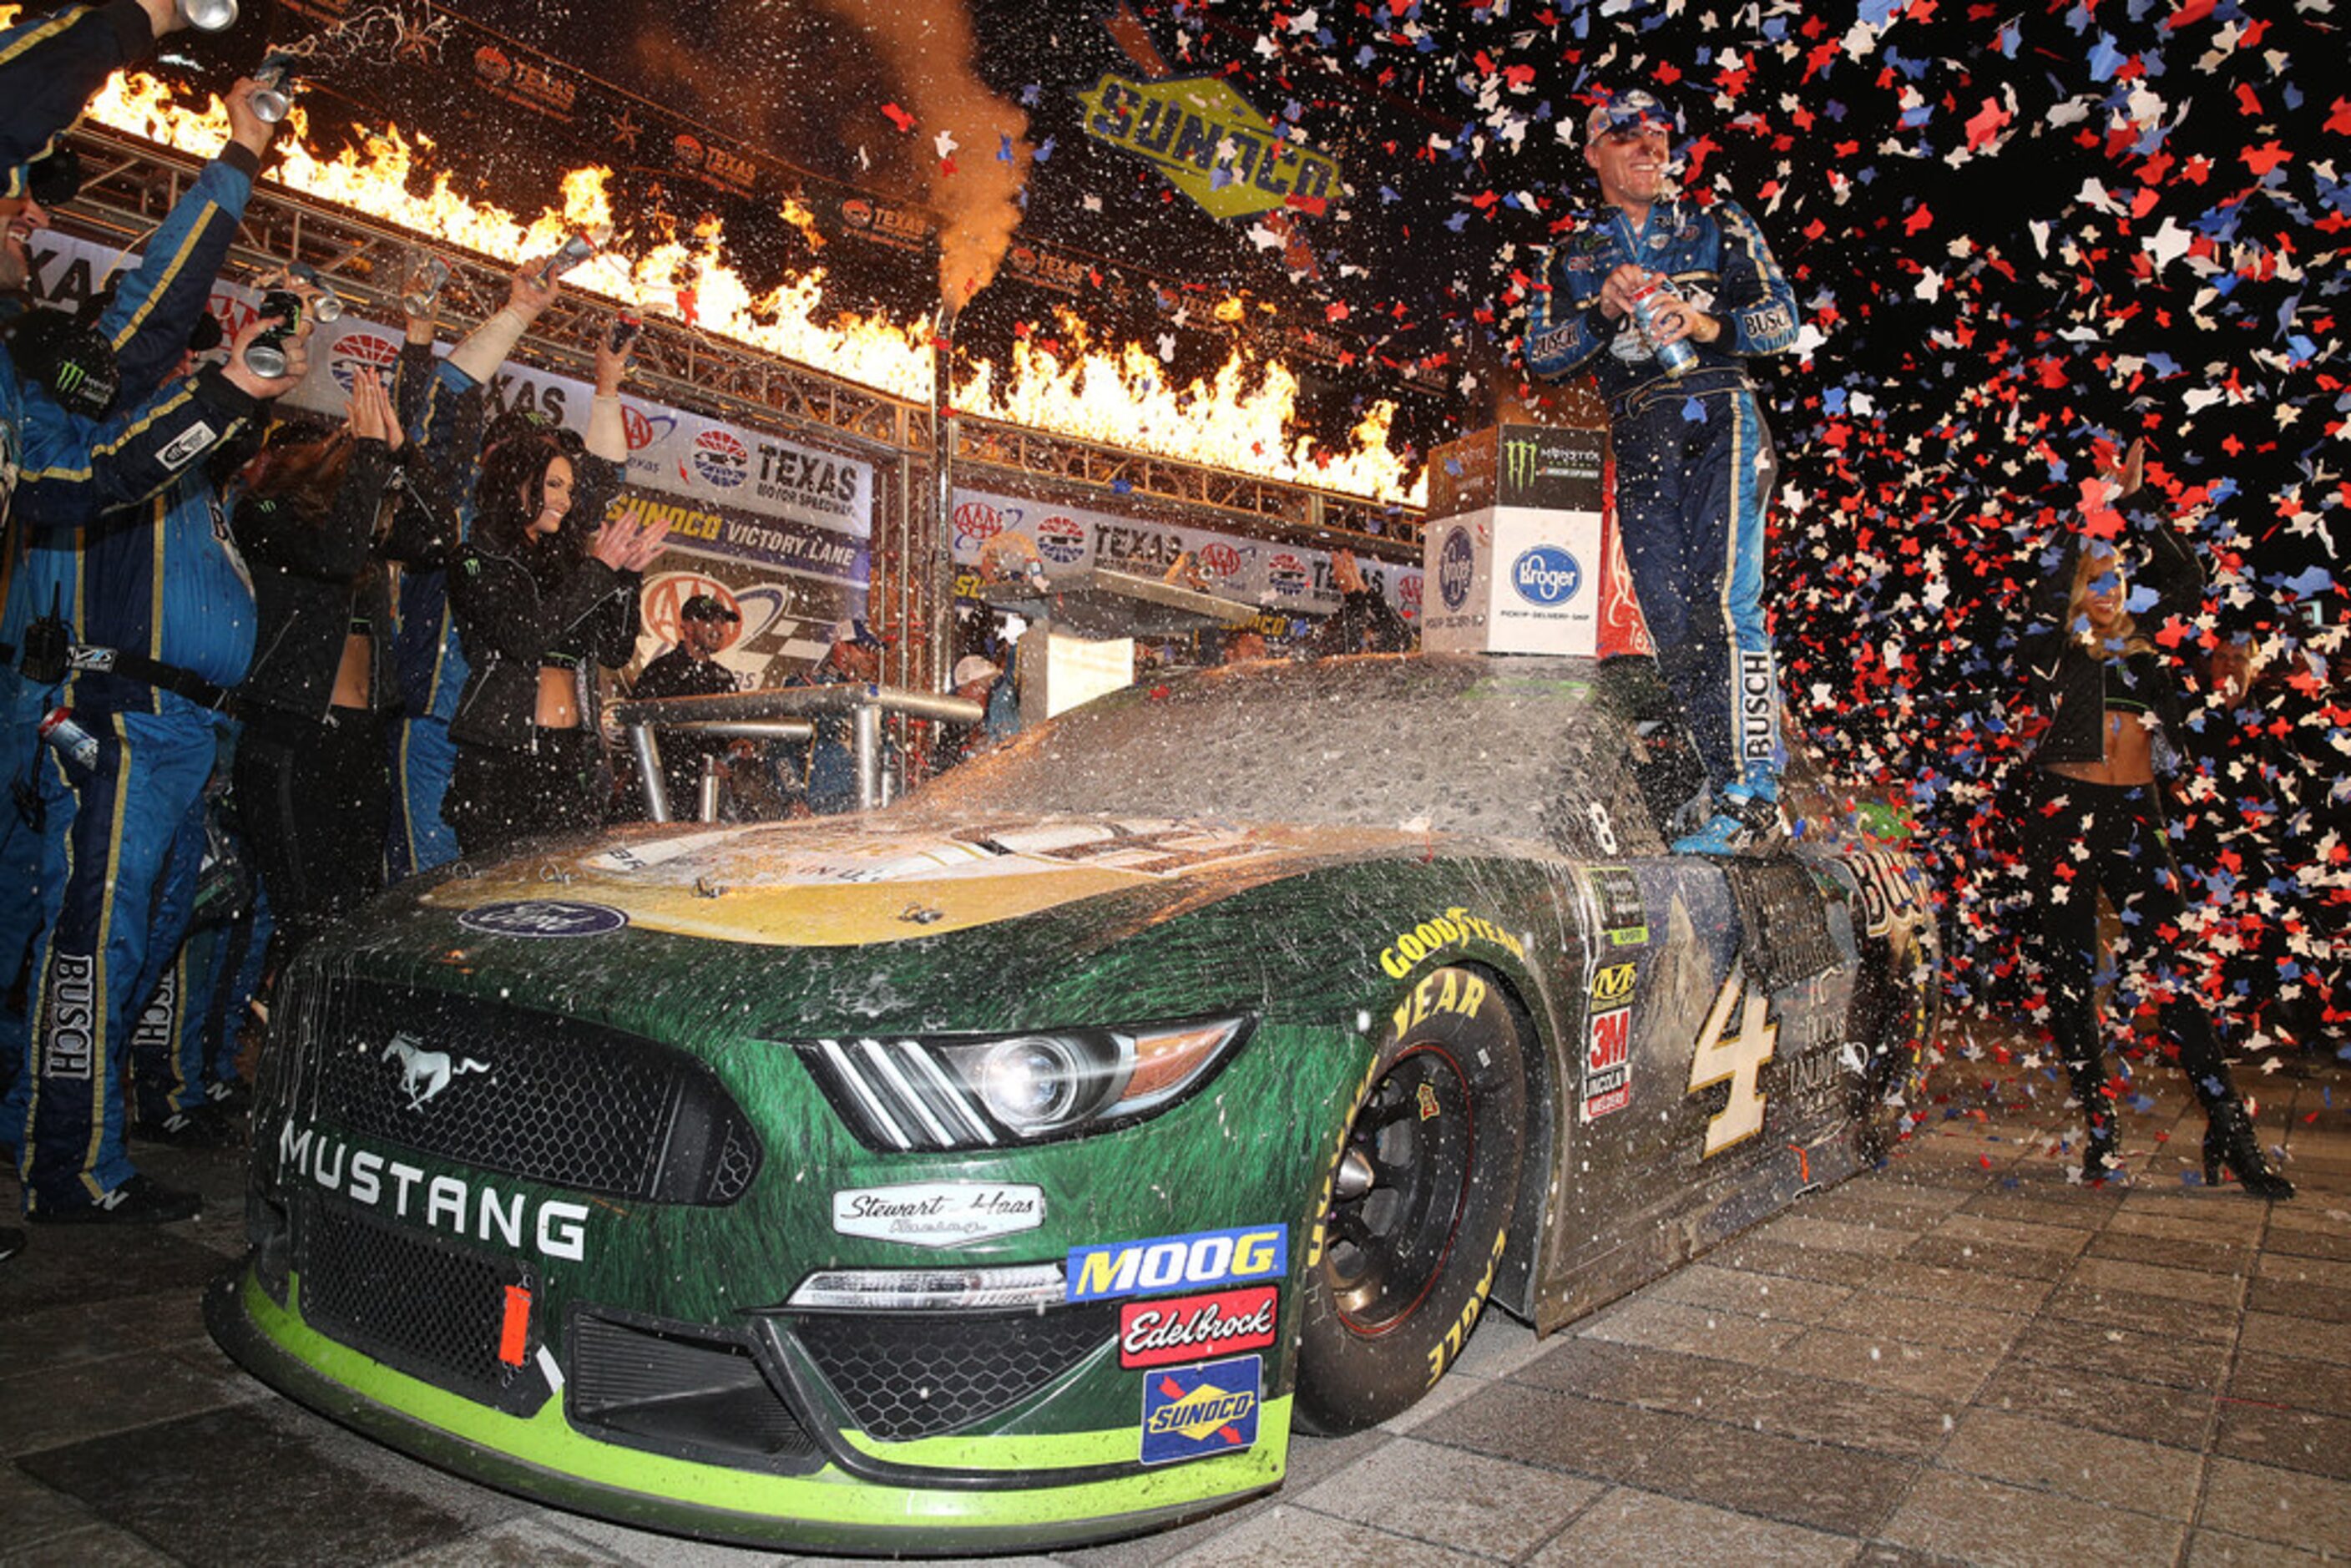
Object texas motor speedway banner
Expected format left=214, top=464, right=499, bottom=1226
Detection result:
left=950, top=486, right=1423, bottom=637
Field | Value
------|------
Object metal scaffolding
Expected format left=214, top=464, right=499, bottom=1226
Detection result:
left=56, top=123, right=1430, bottom=703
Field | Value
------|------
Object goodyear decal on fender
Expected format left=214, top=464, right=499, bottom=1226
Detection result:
left=1069, top=1225, right=1287, bottom=1303
left=1140, top=1355, right=1261, bottom=1465
left=1379, top=908, right=1526, bottom=979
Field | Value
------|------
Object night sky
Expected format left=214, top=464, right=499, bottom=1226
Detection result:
left=207, top=0, right=2347, bottom=1060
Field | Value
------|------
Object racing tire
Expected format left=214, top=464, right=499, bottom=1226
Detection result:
left=1295, top=965, right=1527, bottom=1436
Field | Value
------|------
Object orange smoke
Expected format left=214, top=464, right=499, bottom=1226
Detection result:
left=811, top=0, right=1033, bottom=312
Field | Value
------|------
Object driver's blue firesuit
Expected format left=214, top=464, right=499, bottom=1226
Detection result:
left=1523, top=195, right=1799, bottom=801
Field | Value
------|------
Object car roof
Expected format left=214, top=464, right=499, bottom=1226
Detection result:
left=924, top=652, right=1625, bottom=841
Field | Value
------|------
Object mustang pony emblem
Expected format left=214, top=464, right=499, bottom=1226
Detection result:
left=384, top=1034, right=490, bottom=1110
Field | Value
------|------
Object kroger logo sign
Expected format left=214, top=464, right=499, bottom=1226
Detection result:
left=1437, top=527, right=1476, bottom=611
left=1512, top=545, right=1582, bottom=607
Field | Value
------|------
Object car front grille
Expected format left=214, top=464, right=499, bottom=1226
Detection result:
left=783, top=1304, right=1116, bottom=1441
left=296, top=1198, right=549, bottom=1416
left=569, top=1313, right=822, bottom=1473
left=296, top=979, right=761, bottom=1206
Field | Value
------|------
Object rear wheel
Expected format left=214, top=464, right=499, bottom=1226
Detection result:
left=1296, top=965, right=1526, bottom=1434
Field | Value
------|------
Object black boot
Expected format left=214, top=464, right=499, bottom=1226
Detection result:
left=2081, top=1114, right=2123, bottom=1186
left=2203, top=1101, right=2294, bottom=1200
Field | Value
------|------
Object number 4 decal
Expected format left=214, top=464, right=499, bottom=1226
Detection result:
left=1686, top=965, right=1776, bottom=1157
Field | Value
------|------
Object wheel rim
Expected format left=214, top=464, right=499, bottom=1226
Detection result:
left=1321, top=1044, right=1475, bottom=1335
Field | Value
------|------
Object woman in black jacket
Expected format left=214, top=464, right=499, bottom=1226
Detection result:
left=443, top=333, right=667, bottom=858
left=2019, top=440, right=2291, bottom=1197
left=232, top=368, right=449, bottom=959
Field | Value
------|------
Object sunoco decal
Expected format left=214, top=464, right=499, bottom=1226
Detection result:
left=1139, top=1354, right=1262, bottom=1465
left=1068, top=1225, right=1286, bottom=1303
left=1119, top=1287, right=1278, bottom=1370
left=458, top=901, right=629, bottom=938
left=832, top=1183, right=1046, bottom=1248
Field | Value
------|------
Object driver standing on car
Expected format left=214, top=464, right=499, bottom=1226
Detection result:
left=1522, top=87, right=1801, bottom=856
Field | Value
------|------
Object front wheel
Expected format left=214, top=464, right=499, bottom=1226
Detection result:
left=1295, top=965, right=1527, bottom=1435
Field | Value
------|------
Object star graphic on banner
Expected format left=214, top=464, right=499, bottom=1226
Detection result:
left=612, top=110, right=643, bottom=154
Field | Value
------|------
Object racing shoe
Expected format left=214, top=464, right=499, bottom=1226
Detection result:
left=133, top=1104, right=238, bottom=1149
left=1671, top=787, right=1787, bottom=857
left=29, top=1175, right=203, bottom=1225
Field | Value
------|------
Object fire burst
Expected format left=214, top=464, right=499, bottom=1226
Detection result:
left=78, top=68, right=1422, bottom=506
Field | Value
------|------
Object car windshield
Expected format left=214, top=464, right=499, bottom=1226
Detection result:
left=923, top=653, right=1613, bottom=839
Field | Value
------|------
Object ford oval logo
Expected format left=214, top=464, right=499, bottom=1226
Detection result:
left=458, top=900, right=629, bottom=938
left=1512, top=545, right=1582, bottom=607
left=1437, top=528, right=1476, bottom=611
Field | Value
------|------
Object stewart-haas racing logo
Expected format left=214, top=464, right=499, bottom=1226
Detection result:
left=277, top=1120, right=590, bottom=1261
left=1119, top=1286, right=1277, bottom=1369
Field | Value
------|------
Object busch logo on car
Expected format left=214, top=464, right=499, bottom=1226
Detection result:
left=1512, top=544, right=1583, bottom=607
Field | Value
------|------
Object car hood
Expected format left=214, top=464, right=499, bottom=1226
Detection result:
left=420, top=811, right=1437, bottom=949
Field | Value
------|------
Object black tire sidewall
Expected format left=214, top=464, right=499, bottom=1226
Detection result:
left=1295, top=964, right=1527, bottom=1435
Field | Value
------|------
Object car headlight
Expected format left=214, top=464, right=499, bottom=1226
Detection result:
left=791, top=1015, right=1252, bottom=1151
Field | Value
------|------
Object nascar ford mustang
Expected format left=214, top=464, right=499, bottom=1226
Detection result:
left=209, top=653, right=1936, bottom=1554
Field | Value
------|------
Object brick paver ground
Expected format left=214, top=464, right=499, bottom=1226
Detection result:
left=5, top=1034, right=2345, bottom=1565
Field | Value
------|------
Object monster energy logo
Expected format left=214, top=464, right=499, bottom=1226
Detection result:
left=53, top=362, right=87, bottom=395
left=1503, top=438, right=1539, bottom=492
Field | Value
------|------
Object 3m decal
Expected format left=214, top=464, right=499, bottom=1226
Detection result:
left=1068, top=1225, right=1287, bottom=1303
left=832, top=1183, right=1046, bottom=1248
left=1686, top=966, right=1778, bottom=1156
left=1139, top=1355, right=1261, bottom=1465
left=1581, top=960, right=1636, bottom=1122
left=1378, top=908, right=1526, bottom=979
left=1118, top=1286, right=1278, bottom=1369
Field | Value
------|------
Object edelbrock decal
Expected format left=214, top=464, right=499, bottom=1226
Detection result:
left=458, top=900, right=629, bottom=938
left=1119, top=1286, right=1278, bottom=1369
left=832, top=1182, right=1047, bottom=1247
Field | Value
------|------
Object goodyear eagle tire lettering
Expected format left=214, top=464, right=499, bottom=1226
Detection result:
left=1295, top=964, right=1527, bottom=1435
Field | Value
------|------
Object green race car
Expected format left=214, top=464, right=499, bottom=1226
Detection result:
left=209, top=653, right=1937, bottom=1555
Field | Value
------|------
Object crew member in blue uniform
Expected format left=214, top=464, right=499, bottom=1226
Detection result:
left=1523, top=88, right=1800, bottom=856
left=9, top=100, right=313, bottom=1222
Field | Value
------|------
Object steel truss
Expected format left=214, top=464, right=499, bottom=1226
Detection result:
left=57, top=125, right=1428, bottom=704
